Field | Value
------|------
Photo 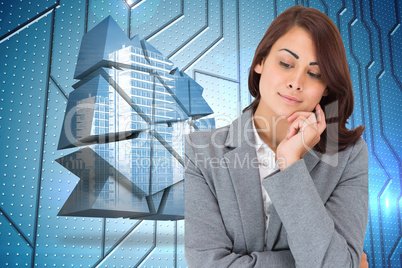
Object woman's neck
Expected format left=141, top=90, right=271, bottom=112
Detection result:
left=253, top=105, right=290, bottom=153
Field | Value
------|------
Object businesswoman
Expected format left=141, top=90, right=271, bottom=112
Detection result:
left=184, top=5, right=368, bottom=268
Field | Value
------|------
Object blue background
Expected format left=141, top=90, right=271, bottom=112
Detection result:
left=0, top=0, right=401, bottom=267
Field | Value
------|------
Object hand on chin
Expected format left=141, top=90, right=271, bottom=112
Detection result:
left=276, top=104, right=326, bottom=170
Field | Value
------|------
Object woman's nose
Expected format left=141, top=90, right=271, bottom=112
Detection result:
left=287, top=72, right=303, bottom=90
left=287, top=82, right=301, bottom=90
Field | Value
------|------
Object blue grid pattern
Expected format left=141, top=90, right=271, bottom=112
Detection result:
left=0, top=0, right=401, bottom=267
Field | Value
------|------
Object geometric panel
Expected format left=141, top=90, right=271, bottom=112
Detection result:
left=96, top=220, right=156, bottom=267
left=104, top=218, right=141, bottom=255
left=50, top=0, right=86, bottom=95
left=0, top=0, right=58, bottom=39
left=196, top=72, right=239, bottom=127
left=0, top=11, right=53, bottom=244
left=0, top=212, right=32, bottom=267
left=56, top=147, right=149, bottom=217
left=130, top=0, right=183, bottom=40
left=87, top=0, right=130, bottom=34
left=57, top=72, right=146, bottom=149
left=138, top=221, right=177, bottom=267
left=1, top=0, right=401, bottom=267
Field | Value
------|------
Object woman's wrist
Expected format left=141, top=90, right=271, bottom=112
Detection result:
left=277, top=155, right=300, bottom=171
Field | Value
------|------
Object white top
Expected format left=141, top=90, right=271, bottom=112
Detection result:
left=251, top=117, right=279, bottom=247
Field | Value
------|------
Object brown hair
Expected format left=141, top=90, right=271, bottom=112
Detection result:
left=243, top=5, right=364, bottom=153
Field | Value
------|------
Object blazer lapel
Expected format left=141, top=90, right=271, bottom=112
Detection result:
left=225, top=146, right=266, bottom=253
left=303, top=148, right=321, bottom=173
left=265, top=205, right=282, bottom=250
left=223, top=110, right=266, bottom=253
left=223, top=110, right=322, bottom=252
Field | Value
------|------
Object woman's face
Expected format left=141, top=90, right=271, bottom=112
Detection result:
left=255, top=26, right=327, bottom=119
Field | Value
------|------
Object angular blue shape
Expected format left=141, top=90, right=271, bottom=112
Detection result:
left=0, top=213, right=33, bottom=267
left=56, top=147, right=149, bottom=218
left=0, top=0, right=58, bottom=39
left=90, top=134, right=152, bottom=195
left=58, top=72, right=145, bottom=149
left=140, top=38, right=175, bottom=71
left=0, top=11, right=53, bottom=241
left=193, top=118, right=216, bottom=131
left=57, top=16, right=214, bottom=220
left=153, top=75, right=189, bottom=123
left=188, top=76, right=214, bottom=118
left=149, top=127, right=184, bottom=195
left=143, top=181, right=184, bottom=220
left=161, top=181, right=185, bottom=218
left=165, top=68, right=191, bottom=113
left=74, top=16, right=131, bottom=79
left=157, top=68, right=214, bottom=118
left=50, top=0, right=86, bottom=95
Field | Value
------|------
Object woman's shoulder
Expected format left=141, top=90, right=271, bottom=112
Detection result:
left=355, top=137, right=368, bottom=150
left=323, top=137, right=368, bottom=169
left=185, top=125, right=230, bottom=147
left=322, top=137, right=367, bottom=157
left=311, top=137, right=368, bottom=172
left=186, top=110, right=253, bottom=149
left=341, top=137, right=368, bottom=158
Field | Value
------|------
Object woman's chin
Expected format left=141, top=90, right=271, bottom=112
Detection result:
left=275, top=110, right=296, bottom=119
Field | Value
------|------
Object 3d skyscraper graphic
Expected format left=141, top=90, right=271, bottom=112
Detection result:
left=56, top=16, right=215, bottom=220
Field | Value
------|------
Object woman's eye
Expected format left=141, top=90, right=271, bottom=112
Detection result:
left=280, top=61, right=292, bottom=68
left=308, top=71, right=321, bottom=79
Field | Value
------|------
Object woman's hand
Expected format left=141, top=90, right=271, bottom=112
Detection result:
left=360, top=252, right=369, bottom=268
left=276, top=104, right=326, bottom=170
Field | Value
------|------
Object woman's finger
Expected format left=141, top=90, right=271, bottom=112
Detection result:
left=315, top=104, right=327, bottom=134
left=287, top=111, right=317, bottom=123
left=287, top=115, right=314, bottom=139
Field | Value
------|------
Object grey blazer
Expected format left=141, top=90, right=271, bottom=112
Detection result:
left=184, top=109, right=368, bottom=268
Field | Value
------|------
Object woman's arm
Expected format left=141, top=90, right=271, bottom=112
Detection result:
left=263, top=138, right=369, bottom=268
left=184, top=135, right=295, bottom=268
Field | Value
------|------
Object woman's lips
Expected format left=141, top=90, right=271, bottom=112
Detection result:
left=278, top=93, right=302, bottom=104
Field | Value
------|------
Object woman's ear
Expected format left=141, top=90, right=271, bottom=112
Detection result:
left=254, top=62, right=263, bottom=74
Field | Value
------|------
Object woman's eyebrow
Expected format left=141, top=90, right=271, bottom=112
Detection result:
left=279, top=48, right=299, bottom=59
left=279, top=48, right=319, bottom=66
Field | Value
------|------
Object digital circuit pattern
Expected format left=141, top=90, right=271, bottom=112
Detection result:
left=0, top=0, right=401, bottom=267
